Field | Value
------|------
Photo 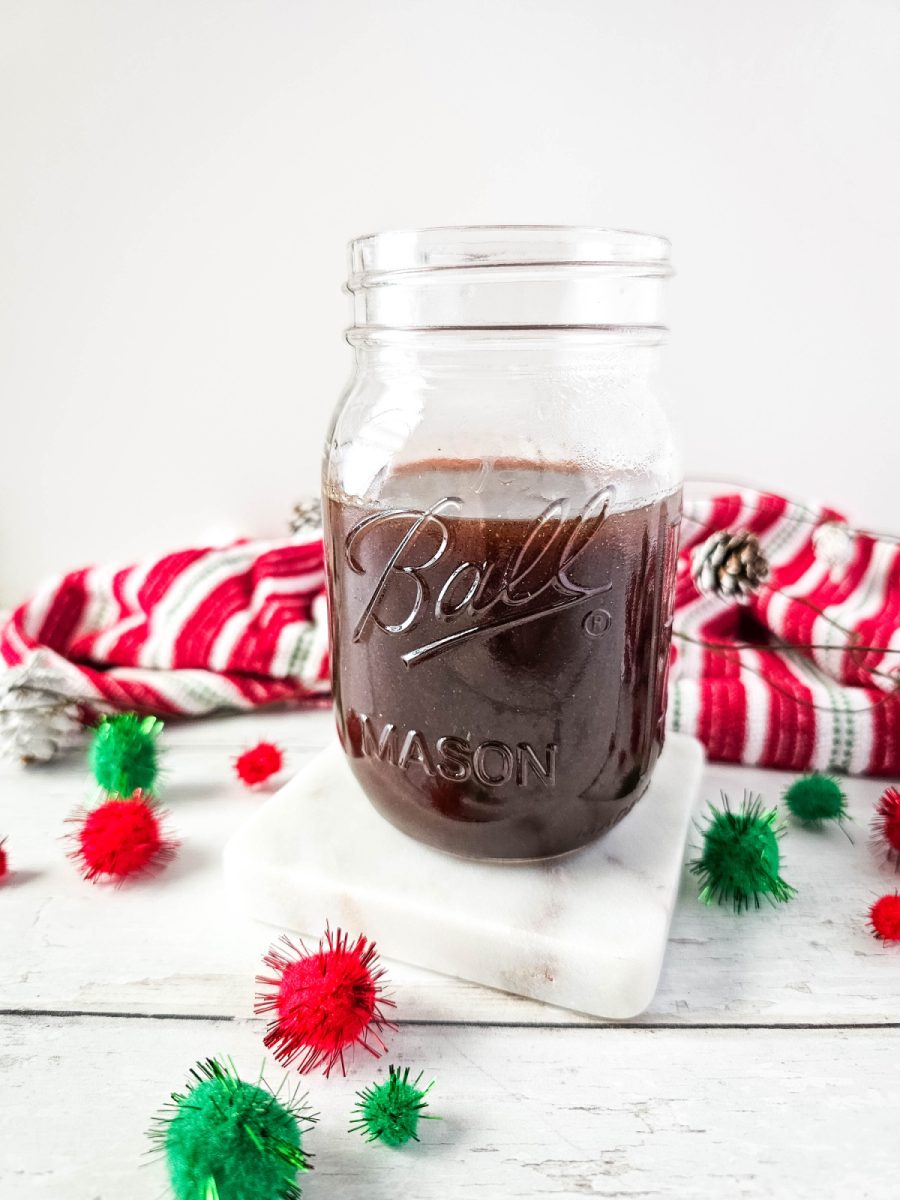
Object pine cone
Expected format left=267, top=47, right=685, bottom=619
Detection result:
left=289, top=497, right=322, bottom=535
left=0, top=656, right=88, bottom=764
left=691, top=530, right=769, bottom=603
left=0, top=688, right=85, bottom=764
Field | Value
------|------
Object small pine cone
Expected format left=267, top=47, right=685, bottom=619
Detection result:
left=691, top=530, right=769, bottom=604
left=0, top=688, right=85, bottom=764
left=289, top=497, right=322, bottom=535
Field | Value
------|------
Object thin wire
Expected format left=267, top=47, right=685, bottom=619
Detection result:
left=759, top=586, right=900, bottom=687
left=674, top=631, right=899, bottom=715
left=677, top=565, right=900, bottom=686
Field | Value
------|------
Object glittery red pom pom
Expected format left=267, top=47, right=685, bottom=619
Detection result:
left=235, top=741, right=284, bottom=787
left=873, top=786, right=900, bottom=863
left=0, top=838, right=8, bottom=880
left=256, top=927, right=396, bottom=1076
left=68, top=791, right=178, bottom=883
left=869, top=893, right=900, bottom=942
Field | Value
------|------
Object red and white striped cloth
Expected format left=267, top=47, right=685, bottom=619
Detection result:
left=0, top=536, right=330, bottom=718
left=671, top=490, right=899, bottom=776
left=1, top=489, right=897, bottom=774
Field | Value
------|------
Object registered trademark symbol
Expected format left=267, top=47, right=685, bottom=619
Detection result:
left=582, top=608, right=611, bottom=638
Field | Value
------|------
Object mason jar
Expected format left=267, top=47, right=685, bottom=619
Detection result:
left=322, top=226, right=681, bottom=861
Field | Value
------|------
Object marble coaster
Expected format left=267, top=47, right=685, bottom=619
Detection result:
left=224, top=733, right=704, bottom=1019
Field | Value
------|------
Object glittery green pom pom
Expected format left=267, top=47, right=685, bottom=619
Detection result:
left=783, top=773, right=848, bottom=826
left=690, top=792, right=796, bottom=912
left=89, top=712, right=162, bottom=796
left=149, top=1057, right=316, bottom=1200
left=350, top=1065, right=436, bottom=1147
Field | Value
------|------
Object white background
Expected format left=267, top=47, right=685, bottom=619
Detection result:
left=2, top=0, right=898, bottom=605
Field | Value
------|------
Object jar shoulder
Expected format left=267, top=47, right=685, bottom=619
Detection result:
left=325, top=364, right=681, bottom=510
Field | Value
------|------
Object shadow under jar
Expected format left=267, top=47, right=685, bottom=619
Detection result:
left=323, top=226, right=682, bottom=861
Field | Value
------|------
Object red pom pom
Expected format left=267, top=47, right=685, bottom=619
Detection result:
left=256, top=927, right=396, bottom=1076
left=68, top=791, right=178, bottom=883
left=869, top=893, right=900, bottom=942
left=235, top=741, right=284, bottom=787
left=0, top=839, right=8, bottom=880
left=873, top=786, right=900, bottom=861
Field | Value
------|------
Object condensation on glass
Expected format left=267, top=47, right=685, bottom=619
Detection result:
left=322, top=226, right=682, bottom=860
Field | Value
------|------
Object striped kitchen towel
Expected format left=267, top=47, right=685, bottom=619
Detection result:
left=671, top=489, right=899, bottom=776
left=0, top=534, right=330, bottom=719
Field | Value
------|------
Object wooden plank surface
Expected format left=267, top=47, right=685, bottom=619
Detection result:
left=2, top=1014, right=897, bottom=1200
left=2, top=711, right=897, bottom=1026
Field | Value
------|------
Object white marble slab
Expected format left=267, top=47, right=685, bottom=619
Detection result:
left=223, top=733, right=704, bottom=1019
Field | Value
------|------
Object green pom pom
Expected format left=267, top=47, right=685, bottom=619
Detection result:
left=149, top=1058, right=315, bottom=1200
left=350, top=1065, right=436, bottom=1147
left=90, top=713, right=162, bottom=796
left=690, top=792, right=796, bottom=912
left=783, top=773, right=848, bottom=826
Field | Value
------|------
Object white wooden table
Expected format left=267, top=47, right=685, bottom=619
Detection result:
left=2, top=709, right=897, bottom=1199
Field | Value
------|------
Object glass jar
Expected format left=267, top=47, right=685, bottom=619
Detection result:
left=322, top=226, right=681, bottom=861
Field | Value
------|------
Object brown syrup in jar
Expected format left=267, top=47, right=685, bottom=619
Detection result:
left=324, top=462, right=681, bottom=860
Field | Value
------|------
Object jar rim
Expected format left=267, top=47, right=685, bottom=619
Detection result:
left=348, top=224, right=671, bottom=287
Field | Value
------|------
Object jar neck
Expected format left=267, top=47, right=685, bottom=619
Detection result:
left=348, top=228, right=670, bottom=332
left=347, top=327, right=666, bottom=377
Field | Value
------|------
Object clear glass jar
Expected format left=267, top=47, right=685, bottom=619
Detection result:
left=322, top=226, right=681, bottom=861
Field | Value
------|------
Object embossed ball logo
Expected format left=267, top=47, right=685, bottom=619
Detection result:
left=344, top=489, right=615, bottom=666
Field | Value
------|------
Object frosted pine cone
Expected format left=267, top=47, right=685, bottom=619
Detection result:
left=813, top=520, right=855, bottom=574
left=0, top=688, right=85, bottom=764
left=0, top=658, right=87, bottom=764
left=289, top=498, right=322, bottom=535
left=691, top=530, right=769, bottom=604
